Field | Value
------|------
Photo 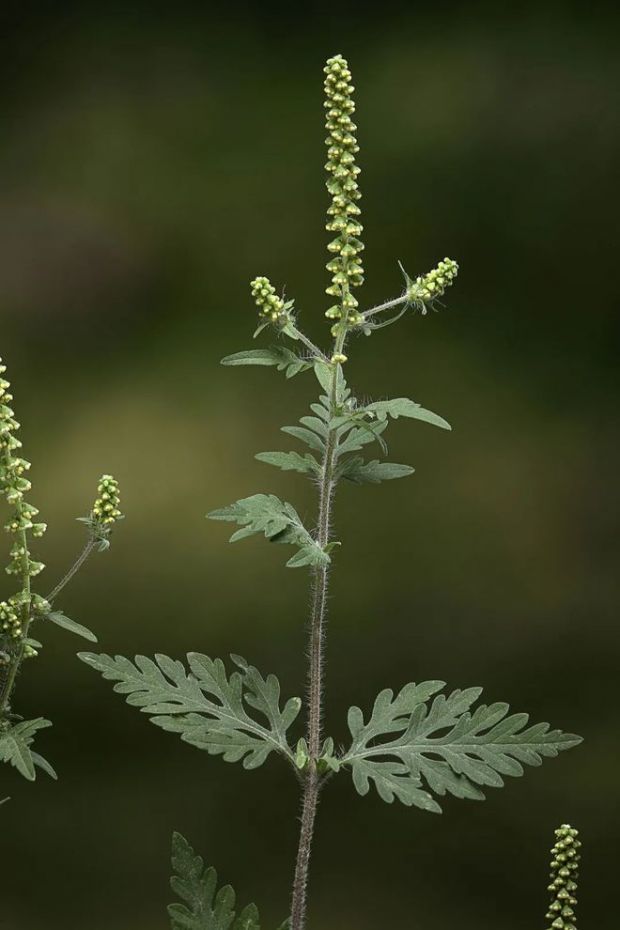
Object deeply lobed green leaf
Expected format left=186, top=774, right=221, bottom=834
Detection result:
left=169, top=832, right=261, bottom=930
left=255, top=451, right=320, bottom=478
left=0, top=718, right=57, bottom=781
left=364, top=398, right=451, bottom=431
left=207, top=494, right=329, bottom=569
left=337, top=458, right=414, bottom=484
left=79, top=652, right=301, bottom=769
left=342, top=682, right=582, bottom=812
left=168, top=833, right=290, bottom=929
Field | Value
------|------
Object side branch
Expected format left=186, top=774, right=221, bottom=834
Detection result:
left=287, top=324, right=330, bottom=363
left=45, top=536, right=97, bottom=605
left=362, top=294, right=407, bottom=321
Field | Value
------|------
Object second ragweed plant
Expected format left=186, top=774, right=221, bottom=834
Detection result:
left=0, top=358, right=122, bottom=785
left=81, top=55, right=582, bottom=929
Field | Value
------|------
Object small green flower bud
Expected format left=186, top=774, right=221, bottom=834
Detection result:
left=31, top=594, right=50, bottom=614
left=0, top=599, right=20, bottom=636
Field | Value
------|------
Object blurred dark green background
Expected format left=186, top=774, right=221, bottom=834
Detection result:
left=1, top=2, right=618, bottom=928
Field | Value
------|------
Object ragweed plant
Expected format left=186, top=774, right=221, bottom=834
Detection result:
left=0, top=357, right=122, bottom=783
left=80, top=55, right=582, bottom=929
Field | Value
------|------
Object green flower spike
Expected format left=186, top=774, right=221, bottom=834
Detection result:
left=0, top=357, right=46, bottom=662
left=92, top=475, right=122, bottom=527
left=404, top=257, right=459, bottom=314
left=324, top=54, right=364, bottom=331
left=546, top=824, right=580, bottom=930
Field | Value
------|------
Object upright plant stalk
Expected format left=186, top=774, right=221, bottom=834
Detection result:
left=80, top=53, right=583, bottom=930
left=290, top=369, right=337, bottom=929
left=291, top=57, right=364, bottom=928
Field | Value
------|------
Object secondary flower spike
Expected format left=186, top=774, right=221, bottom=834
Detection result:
left=546, top=824, right=580, bottom=930
left=250, top=276, right=288, bottom=323
left=92, top=475, right=123, bottom=526
left=324, top=54, right=364, bottom=329
left=406, top=258, right=459, bottom=314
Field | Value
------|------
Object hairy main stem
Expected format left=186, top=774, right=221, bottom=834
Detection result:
left=290, top=420, right=337, bottom=929
left=290, top=323, right=348, bottom=930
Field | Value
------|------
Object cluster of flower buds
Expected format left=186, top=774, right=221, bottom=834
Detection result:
left=405, top=258, right=459, bottom=314
left=546, top=824, right=580, bottom=930
left=0, top=598, right=21, bottom=640
left=92, top=474, right=123, bottom=527
left=250, top=277, right=292, bottom=326
left=324, top=55, right=364, bottom=331
left=6, top=541, right=44, bottom=578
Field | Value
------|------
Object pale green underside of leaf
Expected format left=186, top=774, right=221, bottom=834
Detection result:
left=342, top=682, right=582, bottom=812
left=365, top=398, right=451, bottom=431
left=255, top=451, right=320, bottom=478
left=337, top=457, right=414, bottom=484
left=45, top=610, right=98, bottom=642
left=0, top=718, right=57, bottom=781
left=78, top=652, right=300, bottom=769
left=207, top=494, right=329, bottom=569
left=169, top=832, right=261, bottom=930
left=221, top=347, right=312, bottom=379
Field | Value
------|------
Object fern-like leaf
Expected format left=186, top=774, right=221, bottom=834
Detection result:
left=79, top=652, right=300, bottom=769
left=336, top=457, right=414, bottom=484
left=208, top=494, right=329, bottom=568
left=364, top=398, right=451, bottom=430
left=342, top=682, right=582, bottom=811
left=169, top=832, right=261, bottom=930
left=255, top=451, right=320, bottom=478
